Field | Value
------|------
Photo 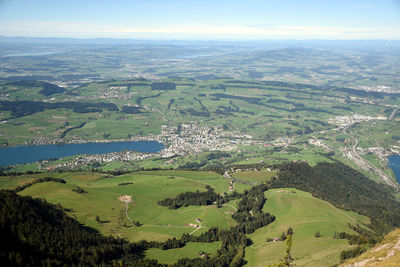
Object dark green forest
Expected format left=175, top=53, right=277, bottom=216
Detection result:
left=0, top=182, right=275, bottom=267
left=270, top=161, right=400, bottom=234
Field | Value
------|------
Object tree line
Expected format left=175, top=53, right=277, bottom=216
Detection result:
left=0, top=181, right=277, bottom=266
left=0, top=100, right=118, bottom=118
left=269, top=161, right=400, bottom=234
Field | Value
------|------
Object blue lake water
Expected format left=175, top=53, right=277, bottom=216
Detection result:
left=388, top=155, right=400, bottom=184
left=0, top=141, right=164, bottom=166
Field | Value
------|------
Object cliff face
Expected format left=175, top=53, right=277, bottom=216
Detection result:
left=341, top=229, right=400, bottom=267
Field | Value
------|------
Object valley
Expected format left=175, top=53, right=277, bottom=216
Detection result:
left=0, top=40, right=399, bottom=266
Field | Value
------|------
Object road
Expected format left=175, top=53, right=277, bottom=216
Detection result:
left=387, top=106, right=399, bottom=121
left=343, top=126, right=399, bottom=190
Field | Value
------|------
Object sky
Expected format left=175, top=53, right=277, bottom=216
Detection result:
left=0, top=0, right=399, bottom=40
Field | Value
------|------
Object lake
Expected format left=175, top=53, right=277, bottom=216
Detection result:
left=0, top=141, right=164, bottom=166
left=388, top=155, right=400, bottom=184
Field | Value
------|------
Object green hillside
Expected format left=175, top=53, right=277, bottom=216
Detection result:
left=17, top=171, right=237, bottom=242
left=245, top=188, right=370, bottom=267
left=1, top=169, right=387, bottom=266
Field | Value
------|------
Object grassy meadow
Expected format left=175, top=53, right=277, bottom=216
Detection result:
left=0, top=170, right=376, bottom=266
left=244, top=188, right=370, bottom=267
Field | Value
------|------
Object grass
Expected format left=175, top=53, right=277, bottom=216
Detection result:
left=2, top=171, right=379, bottom=266
left=231, top=170, right=276, bottom=184
left=244, top=188, right=370, bottom=267
left=1, top=78, right=397, bottom=187
left=16, top=171, right=235, bottom=243
left=145, top=241, right=222, bottom=264
left=339, top=228, right=400, bottom=267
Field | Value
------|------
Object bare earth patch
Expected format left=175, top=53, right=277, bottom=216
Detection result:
left=119, top=195, right=132, bottom=203
left=342, top=231, right=400, bottom=267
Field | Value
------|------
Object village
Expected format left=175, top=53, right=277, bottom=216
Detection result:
left=37, top=122, right=255, bottom=170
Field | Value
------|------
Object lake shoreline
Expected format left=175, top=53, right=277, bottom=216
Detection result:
left=0, top=140, right=164, bottom=167
left=388, top=154, right=400, bottom=184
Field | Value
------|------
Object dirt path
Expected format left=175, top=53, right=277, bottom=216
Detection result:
left=189, top=221, right=202, bottom=235
left=119, top=195, right=134, bottom=223
left=124, top=202, right=133, bottom=223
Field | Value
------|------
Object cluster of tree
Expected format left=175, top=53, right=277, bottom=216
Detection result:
left=210, top=84, right=227, bottom=91
left=3, top=76, right=56, bottom=82
left=331, top=105, right=353, bottom=112
left=231, top=184, right=275, bottom=234
left=60, top=122, right=86, bottom=138
left=0, top=181, right=277, bottom=266
left=205, top=151, right=230, bottom=161
left=177, top=160, right=208, bottom=170
left=136, top=93, right=163, bottom=105
left=304, top=119, right=330, bottom=127
left=340, top=246, right=368, bottom=262
left=211, top=93, right=263, bottom=105
left=224, top=80, right=263, bottom=85
left=72, top=186, right=87, bottom=194
left=210, top=92, right=334, bottom=114
left=195, top=74, right=221, bottom=80
left=333, top=223, right=378, bottom=246
left=118, top=182, right=134, bottom=186
left=13, top=177, right=66, bottom=193
left=215, top=106, right=237, bottom=116
left=39, top=82, right=65, bottom=96
left=0, top=100, right=118, bottom=118
left=269, top=161, right=400, bottom=235
left=266, top=228, right=294, bottom=267
left=179, top=108, right=210, bottom=117
left=267, top=98, right=304, bottom=108
left=247, top=70, right=264, bottom=79
left=0, top=190, right=158, bottom=266
left=158, top=188, right=221, bottom=209
left=193, top=97, right=207, bottom=110
left=121, top=105, right=143, bottom=114
left=151, top=82, right=176, bottom=91
left=167, top=98, right=175, bottom=110
left=334, top=87, right=400, bottom=99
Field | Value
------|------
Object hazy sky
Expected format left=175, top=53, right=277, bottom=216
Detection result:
left=0, top=0, right=399, bottom=40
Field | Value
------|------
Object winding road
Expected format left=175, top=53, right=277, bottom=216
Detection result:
left=343, top=126, right=399, bottom=190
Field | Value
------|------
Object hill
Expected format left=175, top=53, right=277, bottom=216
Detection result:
left=2, top=164, right=398, bottom=266
left=0, top=189, right=155, bottom=266
left=245, top=188, right=370, bottom=267
left=339, top=228, right=400, bottom=267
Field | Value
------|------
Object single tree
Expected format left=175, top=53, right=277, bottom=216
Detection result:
left=280, top=232, right=287, bottom=241
left=315, top=231, right=321, bottom=238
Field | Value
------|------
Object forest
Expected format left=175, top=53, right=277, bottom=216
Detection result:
left=270, top=161, right=400, bottom=234
left=0, top=100, right=118, bottom=118
left=0, top=179, right=278, bottom=267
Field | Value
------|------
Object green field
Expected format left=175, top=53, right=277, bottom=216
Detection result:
left=146, top=241, right=222, bottom=264
left=245, top=188, right=370, bottom=267
left=1, top=77, right=399, bottom=186
left=0, top=170, right=377, bottom=266
left=231, top=170, right=276, bottom=184
left=16, top=171, right=237, bottom=242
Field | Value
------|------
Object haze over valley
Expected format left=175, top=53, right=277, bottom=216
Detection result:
left=1, top=1, right=400, bottom=266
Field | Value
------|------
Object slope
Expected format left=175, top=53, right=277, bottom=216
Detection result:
left=245, top=188, right=370, bottom=267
